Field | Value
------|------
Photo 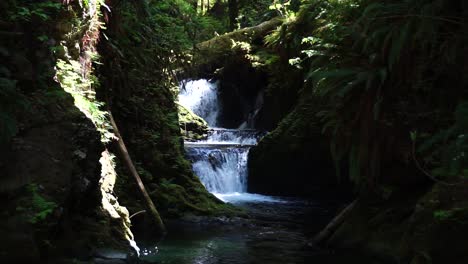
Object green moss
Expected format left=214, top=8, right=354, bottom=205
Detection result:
left=432, top=207, right=468, bottom=223
left=151, top=178, right=241, bottom=218
left=177, top=103, right=209, bottom=141
left=15, top=184, right=57, bottom=225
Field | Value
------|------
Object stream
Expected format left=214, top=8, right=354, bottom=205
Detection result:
left=136, top=79, right=382, bottom=264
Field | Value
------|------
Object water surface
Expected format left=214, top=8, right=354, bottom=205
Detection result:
left=138, top=198, right=382, bottom=264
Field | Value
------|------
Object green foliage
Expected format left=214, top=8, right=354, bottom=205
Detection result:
left=112, top=0, right=226, bottom=54
left=16, top=184, right=58, bottom=224
left=265, top=0, right=468, bottom=190
left=418, top=102, right=468, bottom=180
left=433, top=210, right=454, bottom=221
left=433, top=208, right=467, bottom=222
left=8, top=0, right=62, bottom=22
left=238, top=0, right=277, bottom=27
left=55, top=59, right=114, bottom=143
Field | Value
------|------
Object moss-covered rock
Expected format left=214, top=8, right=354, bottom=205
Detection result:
left=178, top=103, right=209, bottom=141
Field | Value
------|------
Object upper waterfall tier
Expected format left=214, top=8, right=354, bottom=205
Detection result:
left=179, top=79, right=220, bottom=127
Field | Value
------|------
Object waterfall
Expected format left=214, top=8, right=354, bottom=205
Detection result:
left=185, top=146, right=250, bottom=193
left=179, top=79, right=220, bottom=127
left=179, top=80, right=281, bottom=203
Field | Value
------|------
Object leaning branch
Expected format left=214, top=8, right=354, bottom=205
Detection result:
left=411, top=140, right=462, bottom=186
left=109, top=113, right=166, bottom=234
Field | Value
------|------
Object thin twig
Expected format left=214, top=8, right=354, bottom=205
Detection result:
left=129, top=210, right=146, bottom=219
left=412, top=140, right=463, bottom=186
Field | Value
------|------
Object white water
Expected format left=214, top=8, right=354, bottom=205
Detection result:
left=200, top=128, right=260, bottom=145
left=179, top=79, right=282, bottom=203
left=186, top=147, right=249, bottom=193
left=179, top=79, right=220, bottom=127
left=213, top=192, right=286, bottom=203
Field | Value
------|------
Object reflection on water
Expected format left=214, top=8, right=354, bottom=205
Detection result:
left=139, top=227, right=381, bottom=264
left=138, top=198, right=383, bottom=264
left=140, top=230, right=249, bottom=264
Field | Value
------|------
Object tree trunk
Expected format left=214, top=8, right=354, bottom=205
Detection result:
left=109, top=113, right=166, bottom=234
left=188, top=17, right=282, bottom=78
left=195, top=16, right=282, bottom=58
left=228, top=0, right=239, bottom=30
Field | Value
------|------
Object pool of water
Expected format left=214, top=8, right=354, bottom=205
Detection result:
left=213, top=192, right=286, bottom=203
left=137, top=197, right=383, bottom=264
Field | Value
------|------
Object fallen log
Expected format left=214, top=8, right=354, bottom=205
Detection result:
left=196, top=17, right=282, bottom=51
left=193, top=17, right=283, bottom=67
left=308, top=199, right=358, bottom=247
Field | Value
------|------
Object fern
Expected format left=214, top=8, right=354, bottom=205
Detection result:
left=272, top=0, right=468, bottom=189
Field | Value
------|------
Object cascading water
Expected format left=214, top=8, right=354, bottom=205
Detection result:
left=179, top=79, right=221, bottom=127
left=179, top=79, right=281, bottom=203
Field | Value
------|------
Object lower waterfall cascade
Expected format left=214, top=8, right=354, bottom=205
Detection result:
left=179, top=79, right=281, bottom=203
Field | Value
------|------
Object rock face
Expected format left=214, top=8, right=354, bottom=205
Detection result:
left=216, top=60, right=268, bottom=129
left=248, top=96, right=341, bottom=197
left=0, top=92, right=132, bottom=262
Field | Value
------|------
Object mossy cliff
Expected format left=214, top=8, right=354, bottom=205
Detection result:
left=0, top=1, right=135, bottom=261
